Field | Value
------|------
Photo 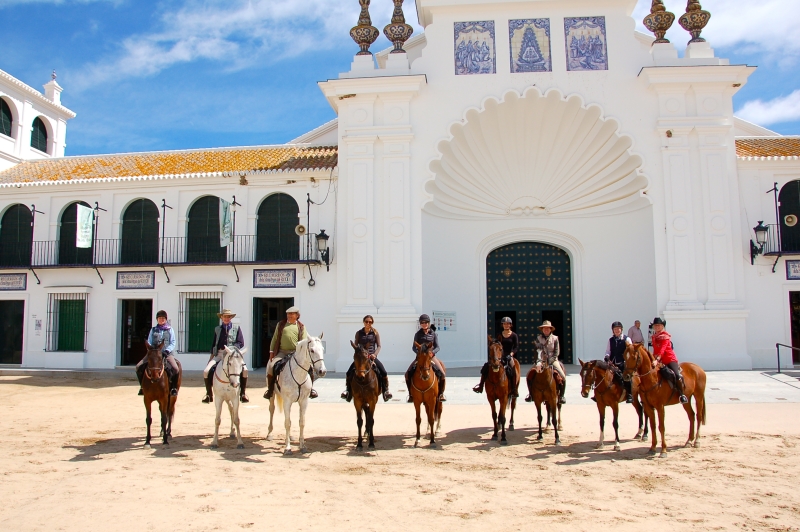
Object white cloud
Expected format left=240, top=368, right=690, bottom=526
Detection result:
left=71, top=0, right=420, bottom=90
left=736, top=90, right=800, bottom=126
left=632, top=0, right=800, bottom=65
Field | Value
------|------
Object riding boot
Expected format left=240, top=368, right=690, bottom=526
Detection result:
left=438, top=375, right=447, bottom=402
left=136, top=364, right=145, bottom=396
left=202, top=375, right=213, bottom=403
left=264, top=374, right=275, bottom=399
left=405, top=370, right=413, bottom=403
left=558, top=381, right=566, bottom=405
left=473, top=364, right=487, bottom=394
left=341, top=375, right=353, bottom=402
left=169, top=373, right=179, bottom=397
left=676, top=375, right=688, bottom=404
left=624, top=380, right=633, bottom=403
left=382, top=376, right=393, bottom=402
left=507, top=364, right=519, bottom=398
left=239, top=376, right=249, bottom=403
left=308, top=367, right=318, bottom=399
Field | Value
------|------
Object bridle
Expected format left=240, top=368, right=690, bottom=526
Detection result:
left=352, top=350, right=377, bottom=389
left=625, top=345, right=660, bottom=393
left=411, top=345, right=436, bottom=394
left=286, top=338, right=325, bottom=395
left=488, top=341, right=503, bottom=372
left=216, top=347, right=243, bottom=386
left=144, top=349, right=165, bottom=382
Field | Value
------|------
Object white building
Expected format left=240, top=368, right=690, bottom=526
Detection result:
left=1, top=0, right=799, bottom=373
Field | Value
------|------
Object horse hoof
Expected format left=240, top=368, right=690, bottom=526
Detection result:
left=414, top=440, right=420, bottom=448
left=536, top=435, right=543, bottom=441
left=642, top=435, right=649, bottom=442
left=356, top=445, right=363, bottom=451
left=555, top=440, right=561, bottom=446
left=508, top=424, right=515, bottom=431
left=368, top=444, right=375, bottom=450
left=210, top=444, right=219, bottom=449
left=693, top=441, right=700, bottom=448
left=300, top=447, right=308, bottom=454
left=144, top=444, right=151, bottom=450
left=266, top=435, right=273, bottom=441
left=228, top=434, right=236, bottom=439
left=659, top=452, right=668, bottom=458
left=284, top=449, right=292, bottom=455
left=237, top=444, right=244, bottom=450
left=614, top=445, right=621, bottom=452
left=491, top=434, right=497, bottom=441
left=595, top=443, right=604, bottom=450
left=647, top=449, right=657, bottom=455
left=429, top=442, right=437, bottom=449
left=500, top=440, right=508, bottom=446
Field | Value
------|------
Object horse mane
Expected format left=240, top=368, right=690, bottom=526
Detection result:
left=594, top=359, right=609, bottom=371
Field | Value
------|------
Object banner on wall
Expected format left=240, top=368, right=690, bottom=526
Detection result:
left=219, top=198, right=232, bottom=247
left=76, top=204, right=94, bottom=248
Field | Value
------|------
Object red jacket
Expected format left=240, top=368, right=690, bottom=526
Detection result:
left=652, top=331, right=678, bottom=364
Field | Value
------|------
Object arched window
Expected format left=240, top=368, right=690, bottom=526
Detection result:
left=31, top=117, right=48, bottom=153
left=0, top=204, right=32, bottom=267
left=0, top=99, right=12, bottom=138
left=59, top=202, right=93, bottom=265
left=780, top=180, right=800, bottom=252
left=257, top=193, right=299, bottom=261
left=187, top=196, right=226, bottom=263
left=121, top=199, right=159, bottom=264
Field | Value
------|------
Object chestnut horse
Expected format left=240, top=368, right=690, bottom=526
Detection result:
left=141, top=341, right=182, bottom=448
left=484, top=336, right=519, bottom=444
left=578, top=359, right=648, bottom=451
left=525, top=348, right=561, bottom=445
left=623, top=343, right=706, bottom=457
left=410, top=342, right=444, bottom=448
left=350, top=340, right=379, bottom=450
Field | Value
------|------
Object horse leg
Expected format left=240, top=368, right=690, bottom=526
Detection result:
left=683, top=398, right=696, bottom=448
left=499, top=396, right=507, bottom=446
left=283, top=399, right=293, bottom=455
left=490, top=397, right=498, bottom=441
left=551, top=400, right=561, bottom=446
left=508, top=396, right=516, bottom=431
left=646, top=403, right=658, bottom=454
left=536, top=403, right=543, bottom=441
left=435, top=396, right=443, bottom=437
left=694, top=393, right=705, bottom=447
left=611, top=403, right=621, bottom=451
left=657, top=406, right=667, bottom=458
left=367, top=402, right=376, bottom=450
left=428, top=397, right=437, bottom=448
left=414, top=399, right=422, bottom=448
left=556, top=402, right=563, bottom=431
left=545, top=402, right=552, bottom=429
left=233, top=398, right=244, bottom=449
left=355, top=400, right=364, bottom=451
left=267, top=391, right=276, bottom=441
left=596, top=403, right=605, bottom=450
left=633, top=399, right=644, bottom=440
left=298, top=396, right=308, bottom=454
left=144, top=399, right=152, bottom=449
left=159, top=397, right=169, bottom=446
left=211, top=394, right=222, bottom=449
left=228, top=398, right=237, bottom=438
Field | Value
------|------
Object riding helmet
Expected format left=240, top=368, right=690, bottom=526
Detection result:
left=419, top=314, right=431, bottom=323
left=501, top=317, right=513, bottom=324
left=156, top=310, right=168, bottom=319
left=652, top=317, right=666, bottom=326
left=611, top=321, right=623, bottom=329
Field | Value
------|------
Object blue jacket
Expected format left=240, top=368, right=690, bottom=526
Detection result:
left=147, top=326, right=176, bottom=355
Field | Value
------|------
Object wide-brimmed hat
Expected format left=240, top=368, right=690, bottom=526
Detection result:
left=217, top=309, right=236, bottom=318
left=538, top=320, right=555, bottom=331
left=286, top=306, right=300, bottom=314
left=652, top=317, right=666, bottom=326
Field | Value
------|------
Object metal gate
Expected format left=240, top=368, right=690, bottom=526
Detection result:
left=486, top=242, right=573, bottom=364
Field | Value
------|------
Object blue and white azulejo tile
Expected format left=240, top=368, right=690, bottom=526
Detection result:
left=454, top=21, right=496, bottom=75
left=509, top=19, right=551, bottom=73
left=564, top=17, right=608, bottom=71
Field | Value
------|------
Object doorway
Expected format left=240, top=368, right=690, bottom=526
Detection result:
left=0, top=300, right=24, bottom=364
left=791, top=292, right=800, bottom=364
left=252, top=297, right=294, bottom=369
left=486, top=242, right=573, bottom=364
left=120, top=299, right=153, bottom=366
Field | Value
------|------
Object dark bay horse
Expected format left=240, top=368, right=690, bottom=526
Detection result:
left=410, top=342, right=444, bottom=448
left=484, top=337, right=519, bottom=444
left=579, top=359, right=648, bottom=451
left=623, top=343, right=707, bottom=457
left=350, top=341, right=379, bottom=450
left=141, top=341, right=182, bottom=448
left=525, top=348, right=561, bottom=445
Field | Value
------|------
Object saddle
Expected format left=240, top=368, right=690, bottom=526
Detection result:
left=273, top=356, right=290, bottom=379
left=659, top=365, right=677, bottom=389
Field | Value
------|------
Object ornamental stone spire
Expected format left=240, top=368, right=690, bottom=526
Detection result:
left=350, top=0, right=379, bottom=56
left=679, top=0, right=711, bottom=44
left=643, top=0, right=675, bottom=45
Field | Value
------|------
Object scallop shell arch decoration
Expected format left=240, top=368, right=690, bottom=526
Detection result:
left=424, top=88, right=649, bottom=218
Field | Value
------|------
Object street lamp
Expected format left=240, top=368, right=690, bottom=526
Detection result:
left=750, top=221, right=769, bottom=265
left=316, top=229, right=330, bottom=271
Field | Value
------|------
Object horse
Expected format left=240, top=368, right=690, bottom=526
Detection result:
left=525, top=348, right=561, bottom=445
left=141, top=341, right=181, bottom=449
left=484, top=336, right=519, bottom=444
left=266, top=334, right=327, bottom=455
left=410, top=341, right=444, bottom=448
left=623, top=343, right=707, bottom=457
left=578, top=359, right=649, bottom=451
left=210, top=345, right=247, bottom=450
left=350, top=340, right=379, bottom=451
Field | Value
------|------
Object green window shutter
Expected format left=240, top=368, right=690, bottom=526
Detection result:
left=31, top=117, right=48, bottom=153
left=0, top=99, right=12, bottom=137
left=57, top=299, right=85, bottom=351
left=187, top=298, right=219, bottom=352
left=0, top=204, right=32, bottom=267
left=257, top=193, right=299, bottom=261
left=187, top=196, right=226, bottom=263
left=59, top=202, right=93, bottom=265
left=121, top=199, right=159, bottom=264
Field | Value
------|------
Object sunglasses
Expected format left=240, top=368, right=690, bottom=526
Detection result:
left=364, top=320, right=373, bottom=324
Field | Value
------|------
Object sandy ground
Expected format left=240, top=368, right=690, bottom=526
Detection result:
left=1, top=374, right=799, bottom=531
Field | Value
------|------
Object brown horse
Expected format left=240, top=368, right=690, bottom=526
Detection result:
left=525, top=348, right=561, bottom=445
left=410, top=342, right=444, bottom=448
left=350, top=340, right=379, bottom=450
left=141, top=341, right=182, bottom=448
left=578, top=359, right=649, bottom=451
left=623, top=343, right=706, bottom=457
left=484, top=336, right=520, bottom=444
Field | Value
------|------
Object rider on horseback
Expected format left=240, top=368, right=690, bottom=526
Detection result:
left=136, top=310, right=180, bottom=397
left=527, top=320, right=567, bottom=404
left=405, top=314, right=447, bottom=403
left=651, top=317, right=688, bottom=404
left=264, top=306, right=318, bottom=400
left=602, top=321, right=634, bottom=404
left=472, top=316, right=519, bottom=397
left=341, top=315, right=393, bottom=403
left=202, top=309, right=249, bottom=404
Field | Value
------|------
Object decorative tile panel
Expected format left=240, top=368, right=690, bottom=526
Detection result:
left=509, top=19, right=551, bottom=73
left=564, top=17, right=608, bottom=71
left=454, top=21, right=496, bottom=75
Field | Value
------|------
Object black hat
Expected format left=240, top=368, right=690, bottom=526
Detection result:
left=419, top=314, right=430, bottom=323
left=156, top=310, right=168, bottom=319
left=501, top=317, right=513, bottom=324
left=611, top=321, right=623, bottom=329
left=652, top=317, right=666, bottom=326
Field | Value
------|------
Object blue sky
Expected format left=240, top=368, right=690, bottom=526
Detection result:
left=0, top=0, right=798, bottom=156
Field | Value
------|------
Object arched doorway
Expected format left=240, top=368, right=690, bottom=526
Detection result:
left=256, top=193, right=299, bottom=261
left=0, top=204, right=32, bottom=267
left=779, top=180, right=800, bottom=252
left=187, top=196, right=225, bottom=263
left=121, top=199, right=159, bottom=264
left=486, top=242, right=573, bottom=364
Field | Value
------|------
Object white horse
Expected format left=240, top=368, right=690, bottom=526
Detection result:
left=267, top=334, right=327, bottom=454
left=210, top=346, right=246, bottom=449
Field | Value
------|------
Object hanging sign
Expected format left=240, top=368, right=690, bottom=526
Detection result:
left=76, top=204, right=94, bottom=248
left=787, top=260, right=800, bottom=280
left=219, top=198, right=232, bottom=247
left=432, top=310, right=457, bottom=331
left=253, top=269, right=296, bottom=288
left=0, top=273, right=27, bottom=290
left=116, top=271, right=156, bottom=289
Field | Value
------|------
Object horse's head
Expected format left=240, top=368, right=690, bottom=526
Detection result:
left=350, top=340, right=371, bottom=378
left=221, top=346, right=246, bottom=388
left=143, top=341, right=165, bottom=382
left=414, top=341, right=433, bottom=381
left=304, top=334, right=327, bottom=377
left=623, top=343, right=646, bottom=377
left=487, top=335, right=503, bottom=371
left=534, top=347, right=548, bottom=373
left=578, top=359, right=594, bottom=398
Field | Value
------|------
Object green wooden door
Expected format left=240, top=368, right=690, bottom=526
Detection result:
left=187, top=298, right=220, bottom=352
left=486, top=242, right=573, bottom=364
left=57, top=299, right=85, bottom=351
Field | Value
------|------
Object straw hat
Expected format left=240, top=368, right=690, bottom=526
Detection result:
left=217, top=309, right=236, bottom=318
left=537, top=320, right=555, bottom=331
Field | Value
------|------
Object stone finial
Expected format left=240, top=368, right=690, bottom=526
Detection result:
left=350, top=0, right=380, bottom=56
left=51, top=69, right=57, bottom=81
left=643, top=0, right=675, bottom=44
left=679, top=0, right=711, bottom=44
left=383, top=0, right=413, bottom=54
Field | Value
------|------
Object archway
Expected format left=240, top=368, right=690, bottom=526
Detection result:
left=0, top=204, right=32, bottom=267
left=121, top=199, right=159, bottom=264
left=486, top=242, right=573, bottom=364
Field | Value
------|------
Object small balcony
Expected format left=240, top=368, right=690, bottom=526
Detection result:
left=763, top=224, right=800, bottom=255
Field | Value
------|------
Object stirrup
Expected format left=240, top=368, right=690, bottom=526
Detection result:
left=170, top=388, right=178, bottom=397
left=263, top=390, right=271, bottom=400
left=138, top=388, right=143, bottom=396
left=407, top=395, right=413, bottom=403
left=340, top=390, right=348, bottom=400
left=524, top=394, right=532, bottom=403
left=202, top=394, right=212, bottom=403
left=679, top=395, right=688, bottom=404
left=591, top=396, right=597, bottom=403
left=438, top=394, right=447, bottom=402
left=558, top=396, right=566, bottom=404
left=472, top=383, right=483, bottom=394
left=382, top=391, right=392, bottom=402
left=626, top=394, right=634, bottom=404
left=309, top=389, right=318, bottom=399
left=240, top=394, right=249, bottom=403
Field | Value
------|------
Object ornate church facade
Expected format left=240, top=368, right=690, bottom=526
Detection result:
left=0, top=0, right=798, bottom=373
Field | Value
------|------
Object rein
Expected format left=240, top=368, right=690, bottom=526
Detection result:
left=411, top=354, right=437, bottom=395
left=629, top=348, right=660, bottom=394
left=286, top=340, right=324, bottom=397
left=352, top=362, right=377, bottom=390
left=144, top=352, right=165, bottom=382
left=215, top=349, right=243, bottom=386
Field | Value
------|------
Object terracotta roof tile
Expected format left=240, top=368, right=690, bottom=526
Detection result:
left=735, top=138, right=800, bottom=159
left=0, top=145, right=338, bottom=184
